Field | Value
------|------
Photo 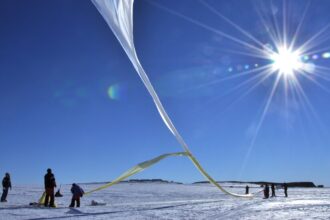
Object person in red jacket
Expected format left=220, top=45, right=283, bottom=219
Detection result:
left=44, top=168, right=57, bottom=207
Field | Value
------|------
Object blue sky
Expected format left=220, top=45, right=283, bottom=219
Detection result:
left=1, top=0, right=330, bottom=187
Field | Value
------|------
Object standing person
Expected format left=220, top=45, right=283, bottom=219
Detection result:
left=44, top=168, right=57, bottom=207
left=263, top=184, right=270, bottom=199
left=283, top=183, right=288, bottom=197
left=245, top=185, right=249, bottom=194
left=69, top=183, right=84, bottom=208
left=1, top=173, right=12, bottom=202
left=271, top=184, right=276, bottom=197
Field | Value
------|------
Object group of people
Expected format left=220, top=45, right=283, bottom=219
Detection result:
left=1, top=168, right=85, bottom=208
left=43, top=168, right=85, bottom=208
left=245, top=183, right=288, bottom=198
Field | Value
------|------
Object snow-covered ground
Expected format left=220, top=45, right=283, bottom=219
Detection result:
left=0, top=182, right=329, bottom=219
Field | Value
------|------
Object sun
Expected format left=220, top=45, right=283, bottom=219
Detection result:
left=270, top=46, right=303, bottom=77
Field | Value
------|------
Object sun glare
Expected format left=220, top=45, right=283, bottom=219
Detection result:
left=270, top=47, right=303, bottom=76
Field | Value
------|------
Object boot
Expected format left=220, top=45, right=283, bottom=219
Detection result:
left=69, top=198, right=75, bottom=208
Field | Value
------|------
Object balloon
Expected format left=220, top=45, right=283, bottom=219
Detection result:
left=90, top=0, right=252, bottom=198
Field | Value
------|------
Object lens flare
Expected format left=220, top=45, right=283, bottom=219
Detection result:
left=107, top=84, right=121, bottom=100
left=312, top=54, right=319, bottom=60
left=322, top=52, right=330, bottom=59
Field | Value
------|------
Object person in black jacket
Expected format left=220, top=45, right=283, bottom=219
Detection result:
left=283, top=182, right=288, bottom=197
left=263, top=184, right=270, bottom=199
left=245, top=185, right=249, bottom=194
left=1, top=173, right=12, bottom=202
left=44, top=168, right=57, bottom=207
left=271, top=184, right=276, bottom=197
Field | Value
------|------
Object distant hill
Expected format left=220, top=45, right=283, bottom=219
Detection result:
left=79, top=179, right=182, bottom=185
left=79, top=179, right=317, bottom=187
left=193, top=181, right=317, bottom=188
left=124, top=179, right=182, bottom=184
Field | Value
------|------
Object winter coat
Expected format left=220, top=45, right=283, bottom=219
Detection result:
left=44, top=173, right=57, bottom=188
left=2, top=177, right=11, bottom=189
left=71, top=184, right=84, bottom=198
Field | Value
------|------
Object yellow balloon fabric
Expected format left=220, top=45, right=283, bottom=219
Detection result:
left=38, top=192, right=57, bottom=207
left=38, top=192, right=46, bottom=205
left=85, top=151, right=253, bottom=198
left=85, top=152, right=188, bottom=195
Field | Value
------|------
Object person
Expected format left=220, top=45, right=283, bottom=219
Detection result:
left=44, top=168, right=57, bottom=207
left=1, top=173, right=12, bottom=202
left=263, top=184, right=270, bottom=199
left=245, top=185, right=249, bottom=194
left=283, top=182, right=288, bottom=197
left=271, top=183, right=276, bottom=197
left=69, top=183, right=84, bottom=208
